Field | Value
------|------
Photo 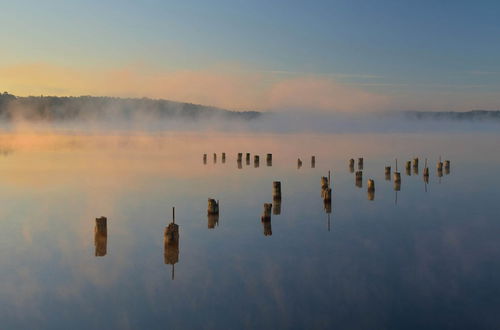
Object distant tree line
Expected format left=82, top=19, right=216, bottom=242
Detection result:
left=404, top=110, right=500, bottom=121
left=0, top=92, right=261, bottom=121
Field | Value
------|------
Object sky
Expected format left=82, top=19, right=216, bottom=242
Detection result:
left=1, top=0, right=499, bottom=112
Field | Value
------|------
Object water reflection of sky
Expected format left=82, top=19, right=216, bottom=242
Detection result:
left=0, top=132, right=499, bottom=329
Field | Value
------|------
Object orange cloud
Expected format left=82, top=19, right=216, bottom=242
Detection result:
left=0, top=63, right=388, bottom=112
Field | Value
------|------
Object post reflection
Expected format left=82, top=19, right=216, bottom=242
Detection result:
left=261, top=203, right=272, bottom=236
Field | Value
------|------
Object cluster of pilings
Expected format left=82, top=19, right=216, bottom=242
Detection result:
left=234, top=152, right=274, bottom=169
left=203, top=153, right=226, bottom=165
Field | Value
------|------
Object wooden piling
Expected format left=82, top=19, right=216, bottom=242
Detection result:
left=222, top=152, right=226, bottom=163
left=207, top=198, right=219, bottom=215
left=213, top=153, right=217, bottom=163
left=297, top=158, right=302, bottom=169
left=237, top=153, right=243, bottom=161
left=368, top=179, right=375, bottom=191
left=94, top=216, right=107, bottom=257
left=273, top=181, right=281, bottom=199
left=203, top=154, right=207, bottom=164
left=355, top=171, right=363, bottom=188
left=254, top=155, right=260, bottom=168
left=349, top=159, right=355, bottom=173
left=261, top=203, right=272, bottom=222
left=358, top=157, right=364, bottom=170
left=393, top=172, right=401, bottom=183
left=311, top=156, right=316, bottom=168
left=394, top=180, right=401, bottom=191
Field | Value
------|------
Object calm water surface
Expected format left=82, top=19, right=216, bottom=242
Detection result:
left=0, top=132, right=499, bottom=329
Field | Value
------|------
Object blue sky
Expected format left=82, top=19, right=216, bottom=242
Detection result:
left=1, top=0, right=499, bottom=111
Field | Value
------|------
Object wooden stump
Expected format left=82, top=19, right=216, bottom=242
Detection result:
left=94, top=216, right=107, bottom=257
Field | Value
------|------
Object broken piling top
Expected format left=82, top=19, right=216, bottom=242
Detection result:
left=246, top=153, right=250, bottom=161
left=444, top=160, right=450, bottom=168
left=262, top=203, right=272, bottom=221
left=254, top=155, right=260, bottom=168
left=263, top=203, right=272, bottom=217
left=321, top=176, right=329, bottom=190
left=222, top=152, right=226, bottom=163
left=203, top=154, right=207, bottom=164
left=355, top=171, right=363, bottom=180
left=207, top=198, right=219, bottom=215
left=273, top=181, right=282, bottom=197
left=311, top=156, right=316, bottom=168
left=95, top=216, right=107, bottom=234
left=385, top=166, right=391, bottom=175
left=237, top=153, right=243, bottom=161
left=266, top=154, right=272, bottom=162
left=213, top=153, right=217, bottom=163
left=367, top=179, right=375, bottom=191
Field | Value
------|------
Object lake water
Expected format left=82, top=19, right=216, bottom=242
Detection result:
left=0, top=131, right=499, bottom=329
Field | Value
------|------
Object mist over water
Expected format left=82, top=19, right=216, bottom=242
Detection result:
left=0, top=102, right=499, bottom=329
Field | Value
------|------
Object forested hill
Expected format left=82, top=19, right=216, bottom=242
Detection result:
left=0, top=93, right=261, bottom=121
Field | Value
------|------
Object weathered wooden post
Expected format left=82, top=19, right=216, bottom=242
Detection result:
left=349, top=159, right=355, bottom=173
left=237, top=159, right=242, bottom=169
left=207, top=198, right=219, bottom=216
left=423, top=158, right=429, bottom=180
left=323, top=187, right=332, bottom=201
left=213, top=153, right=217, bottom=163
left=254, top=155, right=260, bottom=168
left=266, top=153, right=272, bottom=166
left=413, top=158, right=419, bottom=174
left=273, top=181, right=281, bottom=198
left=164, top=207, right=179, bottom=280
left=261, top=203, right=273, bottom=236
left=385, top=166, right=391, bottom=181
left=297, top=158, right=302, bottom=169
left=94, top=216, right=107, bottom=257
left=405, top=161, right=411, bottom=176
left=321, top=176, right=329, bottom=198
left=355, top=171, right=363, bottom=188
left=203, top=154, right=207, bottom=164
left=358, top=157, right=364, bottom=170
left=311, top=156, right=316, bottom=168
left=444, top=160, right=450, bottom=174
left=222, top=152, right=226, bottom=163
left=273, top=181, right=282, bottom=215
left=246, top=153, right=251, bottom=165
left=207, top=198, right=220, bottom=228
left=394, top=158, right=401, bottom=185
left=237, top=153, right=243, bottom=162
left=367, top=179, right=375, bottom=201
